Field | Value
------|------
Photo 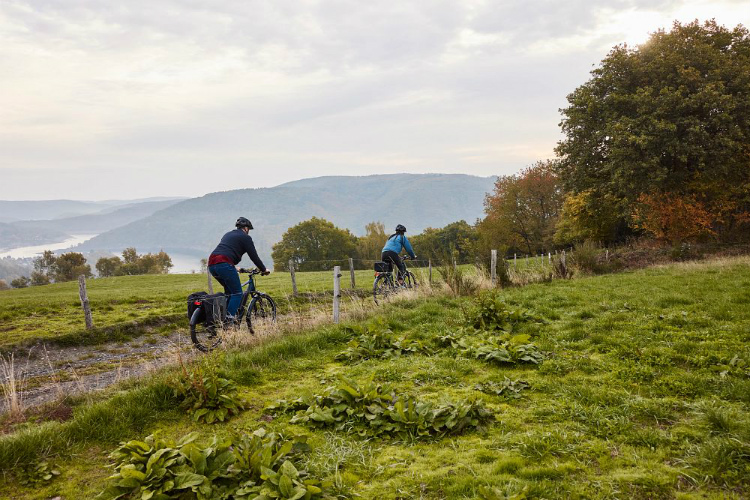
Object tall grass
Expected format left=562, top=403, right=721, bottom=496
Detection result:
left=0, top=354, right=26, bottom=419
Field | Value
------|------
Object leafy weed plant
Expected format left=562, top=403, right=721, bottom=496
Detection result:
left=171, top=360, right=246, bottom=424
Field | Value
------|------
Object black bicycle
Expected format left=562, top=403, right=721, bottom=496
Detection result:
left=373, top=256, right=418, bottom=304
left=189, top=268, right=277, bottom=352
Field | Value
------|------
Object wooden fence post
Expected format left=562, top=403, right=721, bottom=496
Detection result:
left=490, top=249, right=497, bottom=285
left=78, top=275, right=94, bottom=330
left=207, top=268, right=214, bottom=294
left=514, top=253, right=517, bottom=271
left=561, top=250, right=567, bottom=277
left=548, top=252, right=552, bottom=265
left=428, top=259, right=432, bottom=285
left=349, top=258, right=356, bottom=289
left=289, top=260, right=297, bottom=295
left=333, top=266, right=341, bottom=324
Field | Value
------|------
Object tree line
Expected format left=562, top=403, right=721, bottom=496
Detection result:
left=3, top=248, right=173, bottom=289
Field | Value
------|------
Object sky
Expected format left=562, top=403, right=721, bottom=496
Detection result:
left=1, top=0, right=748, bottom=200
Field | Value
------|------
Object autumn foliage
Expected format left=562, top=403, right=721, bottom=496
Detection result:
left=632, top=194, right=717, bottom=244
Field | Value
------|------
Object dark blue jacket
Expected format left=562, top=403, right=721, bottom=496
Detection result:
left=210, top=229, right=267, bottom=271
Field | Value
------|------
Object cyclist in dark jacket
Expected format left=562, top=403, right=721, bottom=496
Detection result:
left=381, top=224, right=416, bottom=283
left=208, top=217, right=270, bottom=320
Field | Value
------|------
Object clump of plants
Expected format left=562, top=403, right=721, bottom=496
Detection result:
left=438, top=331, right=545, bottom=366
left=97, top=429, right=331, bottom=500
left=266, top=377, right=493, bottom=440
left=336, top=319, right=431, bottom=362
left=464, top=290, right=537, bottom=332
left=18, top=460, right=60, bottom=487
left=171, top=361, right=246, bottom=424
left=474, top=378, right=530, bottom=400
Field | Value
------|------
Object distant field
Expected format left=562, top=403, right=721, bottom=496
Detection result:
left=1, top=256, right=748, bottom=498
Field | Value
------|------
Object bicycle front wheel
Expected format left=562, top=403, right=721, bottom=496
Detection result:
left=246, top=293, right=277, bottom=334
left=190, top=308, right=222, bottom=352
left=373, top=273, right=393, bottom=304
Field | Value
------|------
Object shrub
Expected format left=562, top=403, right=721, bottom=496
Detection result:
left=464, top=290, right=536, bottom=332
left=438, top=331, right=545, bottom=366
left=570, top=240, right=605, bottom=274
left=171, top=362, right=246, bottom=424
left=97, top=429, right=330, bottom=500
left=438, top=261, right=479, bottom=296
left=267, top=377, right=493, bottom=440
left=335, top=319, right=431, bottom=362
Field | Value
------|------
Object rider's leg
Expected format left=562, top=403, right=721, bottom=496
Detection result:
left=382, top=251, right=404, bottom=284
left=208, top=263, right=243, bottom=317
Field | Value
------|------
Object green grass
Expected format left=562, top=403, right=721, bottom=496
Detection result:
left=1, top=257, right=749, bottom=498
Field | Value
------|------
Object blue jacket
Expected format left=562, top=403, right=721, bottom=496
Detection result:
left=382, top=234, right=415, bottom=258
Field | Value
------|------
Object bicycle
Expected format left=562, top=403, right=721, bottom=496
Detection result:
left=372, top=256, right=418, bottom=304
left=189, top=268, right=277, bottom=352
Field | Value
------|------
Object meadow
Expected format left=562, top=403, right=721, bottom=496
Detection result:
left=0, top=256, right=749, bottom=499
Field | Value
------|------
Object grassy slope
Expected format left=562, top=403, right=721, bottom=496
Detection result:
left=1, top=257, right=749, bottom=499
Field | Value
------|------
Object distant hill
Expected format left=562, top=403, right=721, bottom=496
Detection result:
left=0, top=197, right=186, bottom=223
left=0, top=222, right=70, bottom=251
left=10, top=199, right=183, bottom=235
left=76, top=174, right=496, bottom=267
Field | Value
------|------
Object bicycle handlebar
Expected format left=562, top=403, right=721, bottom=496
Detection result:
left=238, top=268, right=263, bottom=275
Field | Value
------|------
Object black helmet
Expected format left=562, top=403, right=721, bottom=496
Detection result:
left=395, top=224, right=406, bottom=233
left=236, top=217, right=253, bottom=230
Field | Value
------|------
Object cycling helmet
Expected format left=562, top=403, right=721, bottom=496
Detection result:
left=236, top=217, right=254, bottom=230
left=395, top=224, right=406, bottom=233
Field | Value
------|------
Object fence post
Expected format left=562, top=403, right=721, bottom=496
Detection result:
left=207, top=268, right=214, bottom=294
left=606, top=249, right=610, bottom=262
left=349, top=258, right=356, bottom=289
left=428, top=259, right=432, bottom=285
left=490, top=249, right=497, bottom=285
left=78, top=275, right=94, bottom=330
left=333, top=266, right=341, bottom=324
left=561, top=250, right=567, bottom=277
left=289, top=260, right=298, bottom=295
left=548, top=252, right=552, bottom=265
left=514, top=253, right=517, bottom=271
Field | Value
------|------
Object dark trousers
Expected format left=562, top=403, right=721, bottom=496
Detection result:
left=208, top=263, right=243, bottom=317
left=382, top=251, right=405, bottom=279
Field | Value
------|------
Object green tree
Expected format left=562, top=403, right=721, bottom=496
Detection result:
left=96, top=256, right=122, bottom=277
left=31, top=250, right=56, bottom=285
left=478, top=161, right=563, bottom=254
left=10, top=276, right=30, bottom=288
left=30, top=271, right=50, bottom=286
left=52, top=252, right=92, bottom=282
left=355, top=222, right=387, bottom=264
left=556, top=20, right=750, bottom=241
left=272, top=217, right=357, bottom=271
left=411, top=221, right=479, bottom=264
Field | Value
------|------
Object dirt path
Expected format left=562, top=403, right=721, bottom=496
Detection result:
left=1, top=331, right=197, bottom=414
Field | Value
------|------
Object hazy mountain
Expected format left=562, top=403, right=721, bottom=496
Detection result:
left=0, top=222, right=70, bottom=251
left=10, top=199, right=183, bottom=235
left=0, top=197, right=186, bottom=223
left=75, top=174, right=496, bottom=267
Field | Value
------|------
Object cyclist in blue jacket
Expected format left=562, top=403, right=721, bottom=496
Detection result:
left=381, top=224, right=416, bottom=284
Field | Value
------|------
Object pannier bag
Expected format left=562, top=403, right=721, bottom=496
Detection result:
left=187, top=291, right=209, bottom=320
left=373, top=261, right=392, bottom=273
left=187, top=292, right=227, bottom=326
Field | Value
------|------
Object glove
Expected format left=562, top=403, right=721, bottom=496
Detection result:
left=261, top=270, right=271, bottom=276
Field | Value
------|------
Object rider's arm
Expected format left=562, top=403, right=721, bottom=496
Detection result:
left=242, top=234, right=268, bottom=273
left=402, top=235, right=416, bottom=259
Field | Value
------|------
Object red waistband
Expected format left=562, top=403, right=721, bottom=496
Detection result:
left=208, top=254, right=234, bottom=266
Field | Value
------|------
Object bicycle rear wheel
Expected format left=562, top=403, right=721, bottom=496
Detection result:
left=190, top=308, right=222, bottom=352
left=373, top=273, right=393, bottom=304
left=246, top=293, right=277, bottom=334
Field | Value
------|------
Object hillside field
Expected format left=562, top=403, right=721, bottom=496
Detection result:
left=0, top=257, right=749, bottom=499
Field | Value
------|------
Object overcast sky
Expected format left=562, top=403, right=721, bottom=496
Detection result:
left=1, top=0, right=748, bottom=200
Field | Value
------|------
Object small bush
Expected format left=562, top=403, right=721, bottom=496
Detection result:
left=438, top=263, right=479, bottom=296
left=171, top=361, right=246, bottom=424
left=571, top=240, right=603, bottom=274
left=464, top=290, right=536, bottom=332
left=267, top=377, right=493, bottom=440
left=336, top=318, right=431, bottom=362
left=97, top=429, right=330, bottom=500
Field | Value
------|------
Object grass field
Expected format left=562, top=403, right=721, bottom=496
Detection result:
left=1, top=256, right=749, bottom=499
left=0, top=267, right=416, bottom=351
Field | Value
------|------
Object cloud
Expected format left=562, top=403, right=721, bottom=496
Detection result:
left=0, top=0, right=748, bottom=199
